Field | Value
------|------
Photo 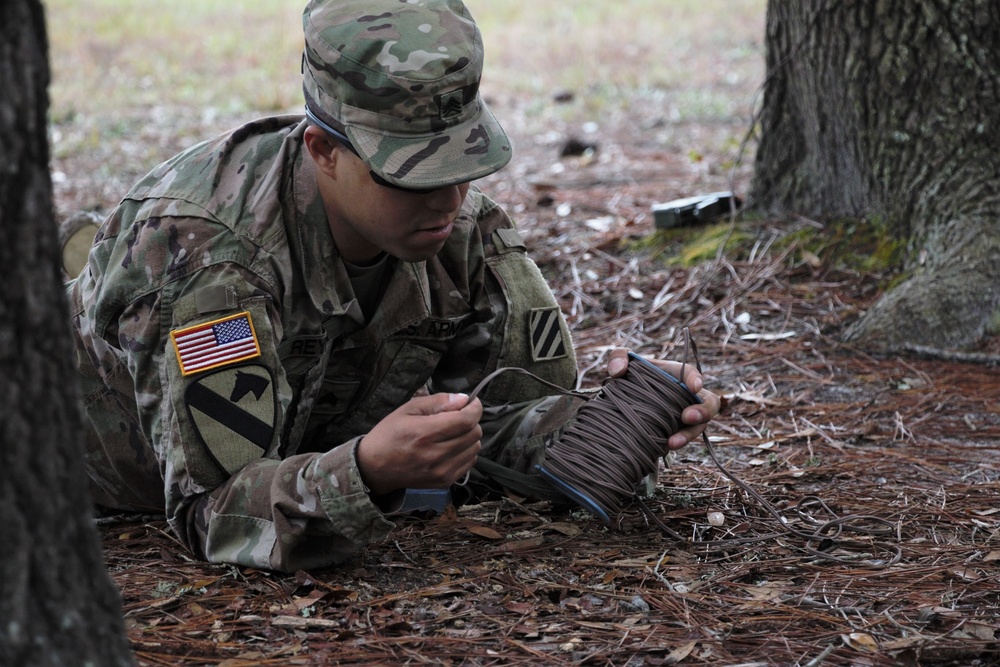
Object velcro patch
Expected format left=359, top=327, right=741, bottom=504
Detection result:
left=529, top=307, right=568, bottom=361
left=438, top=90, right=464, bottom=120
left=194, top=284, right=238, bottom=314
left=494, top=228, right=526, bottom=253
left=185, top=364, right=276, bottom=475
left=171, top=311, right=261, bottom=376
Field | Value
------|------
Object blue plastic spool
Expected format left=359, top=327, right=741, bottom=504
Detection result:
left=536, top=352, right=703, bottom=524
left=400, top=488, right=452, bottom=515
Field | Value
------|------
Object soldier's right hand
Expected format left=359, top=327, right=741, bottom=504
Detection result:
left=355, top=393, right=483, bottom=496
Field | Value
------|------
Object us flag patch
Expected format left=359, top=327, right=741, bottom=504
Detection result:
left=529, top=307, right=568, bottom=361
left=171, top=312, right=261, bottom=376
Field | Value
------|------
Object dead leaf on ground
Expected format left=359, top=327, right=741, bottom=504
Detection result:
left=665, top=640, right=699, bottom=663
left=542, top=521, right=582, bottom=536
left=498, top=536, right=546, bottom=552
left=466, top=525, right=504, bottom=540
left=843, top=632, right=880, bottom=652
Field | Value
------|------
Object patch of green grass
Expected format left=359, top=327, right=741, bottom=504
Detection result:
left=671, top=89, right=745, bottom=123
left=46, top=0, right=766, bottom=122
left=632, top=213, right=907, bottom=274
left=632, top=221, right=755, bottom=267
left=472, top=0, right=765, bottom=94
left=784, top=217, right=906, bottom=274
left=46, top=0, right=304, bottom=119
left=678, top=223, right=752, bottom=265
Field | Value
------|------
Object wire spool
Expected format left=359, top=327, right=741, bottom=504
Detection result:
left=536, top=352, right=702, bottom=523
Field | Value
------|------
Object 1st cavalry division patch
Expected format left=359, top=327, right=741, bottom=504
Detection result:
left=185, top=364, right=276, bottom=475
left=171, top=311, right=261, bottom=376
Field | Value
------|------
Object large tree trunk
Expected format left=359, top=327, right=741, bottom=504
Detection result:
left=0, top=1, right=134, bottom=665
left=752, top=0, right=1000, bottom=350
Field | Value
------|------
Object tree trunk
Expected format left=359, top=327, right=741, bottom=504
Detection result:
left=0, top=1, right=134, bottom=665
left=752, top=0, right=1000, bottom=350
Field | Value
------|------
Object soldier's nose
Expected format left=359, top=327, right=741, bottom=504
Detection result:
left=424, top=184, right=464, bottom=214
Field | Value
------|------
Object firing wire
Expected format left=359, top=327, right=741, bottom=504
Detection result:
left=464, top=334, right=900, bottom=568
left=537, top=356, right=699, bottom=518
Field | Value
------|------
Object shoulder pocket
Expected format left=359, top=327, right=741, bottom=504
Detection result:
left=485, top=250, right=577, bottom=401
left=166, top=291, right=281, bottom=487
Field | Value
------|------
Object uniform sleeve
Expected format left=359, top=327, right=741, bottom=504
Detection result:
left=112, top=216, right=396, bottom=573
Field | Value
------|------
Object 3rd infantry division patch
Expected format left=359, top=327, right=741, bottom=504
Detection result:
left=529, top=307, right=568, bottom=361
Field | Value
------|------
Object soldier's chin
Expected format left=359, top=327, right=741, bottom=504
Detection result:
left=397, top=225, right=453, bottom=260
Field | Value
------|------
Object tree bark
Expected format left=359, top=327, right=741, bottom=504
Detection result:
left=752, top=0, right=1000, bottom=350
left=0, top=1, right=134, bottom=665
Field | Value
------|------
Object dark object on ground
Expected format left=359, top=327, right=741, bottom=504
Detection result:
left=559, top=137, right=598, bottom=158
left=652, top=191, right=742, bottom=229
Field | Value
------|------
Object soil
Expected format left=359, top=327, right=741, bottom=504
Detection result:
left=60, top=89, right=1000, bottom=665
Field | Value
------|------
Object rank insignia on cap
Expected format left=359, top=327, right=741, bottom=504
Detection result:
left=438, top=90, right=465, bottom=120
left=529, top=307, right=568, bottom=361
left=171, top=311, right=261, bottom=376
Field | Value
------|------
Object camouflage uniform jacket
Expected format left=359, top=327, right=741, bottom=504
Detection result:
left=68, top=116, right=579, bottom=572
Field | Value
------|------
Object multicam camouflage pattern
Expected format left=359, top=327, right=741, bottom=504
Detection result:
left=67, top=115, right=578, bottom=573
left=302, top=0, right=511, bottom=189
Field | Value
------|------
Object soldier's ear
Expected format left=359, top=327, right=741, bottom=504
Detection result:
left=303, top=125, right=341, bottom=177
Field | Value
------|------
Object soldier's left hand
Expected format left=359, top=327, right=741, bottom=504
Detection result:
left=606, top=348, right=720, bottom=450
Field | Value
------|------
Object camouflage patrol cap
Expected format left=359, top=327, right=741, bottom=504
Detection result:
left=302, top=0, right=512, bottom=190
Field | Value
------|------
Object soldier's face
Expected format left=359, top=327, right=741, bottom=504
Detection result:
left=323, top=147, right=470, bottom=264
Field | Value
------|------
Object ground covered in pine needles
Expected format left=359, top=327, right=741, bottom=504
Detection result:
left=54, top=29, right=1000, bottom=666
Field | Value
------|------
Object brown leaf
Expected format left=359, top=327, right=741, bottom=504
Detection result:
left=664, top=640, right=698, bottom=664
left=189, top=577, right=221, bottom=590
left=745, top=585, right=783, bottom=601
left=842, top=632, right=879, bottom=652
left=466, top=525, right=504, bottom=540
left=954, top=623, right=997, bottom=641
left=951, top=568, right=981, bottom=582
left=505, top=601, right=535, bottom=615
left=432, top=504, right=460, bottom=523
left=499, top=536, right=546, bottom=551
left=185, top=602, right=209, bottom=617
left=292, top=591, right=326, bottom=611
left=159, top=547, right=180, bottom=564
left=543, top=522, right=582, bottom=536
left=576, top=620, right=616, bottom=630
left=881, top=636, right=923, bottom=651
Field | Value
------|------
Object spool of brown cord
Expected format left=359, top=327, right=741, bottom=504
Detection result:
left=535, top=352, right=702, bottom=522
